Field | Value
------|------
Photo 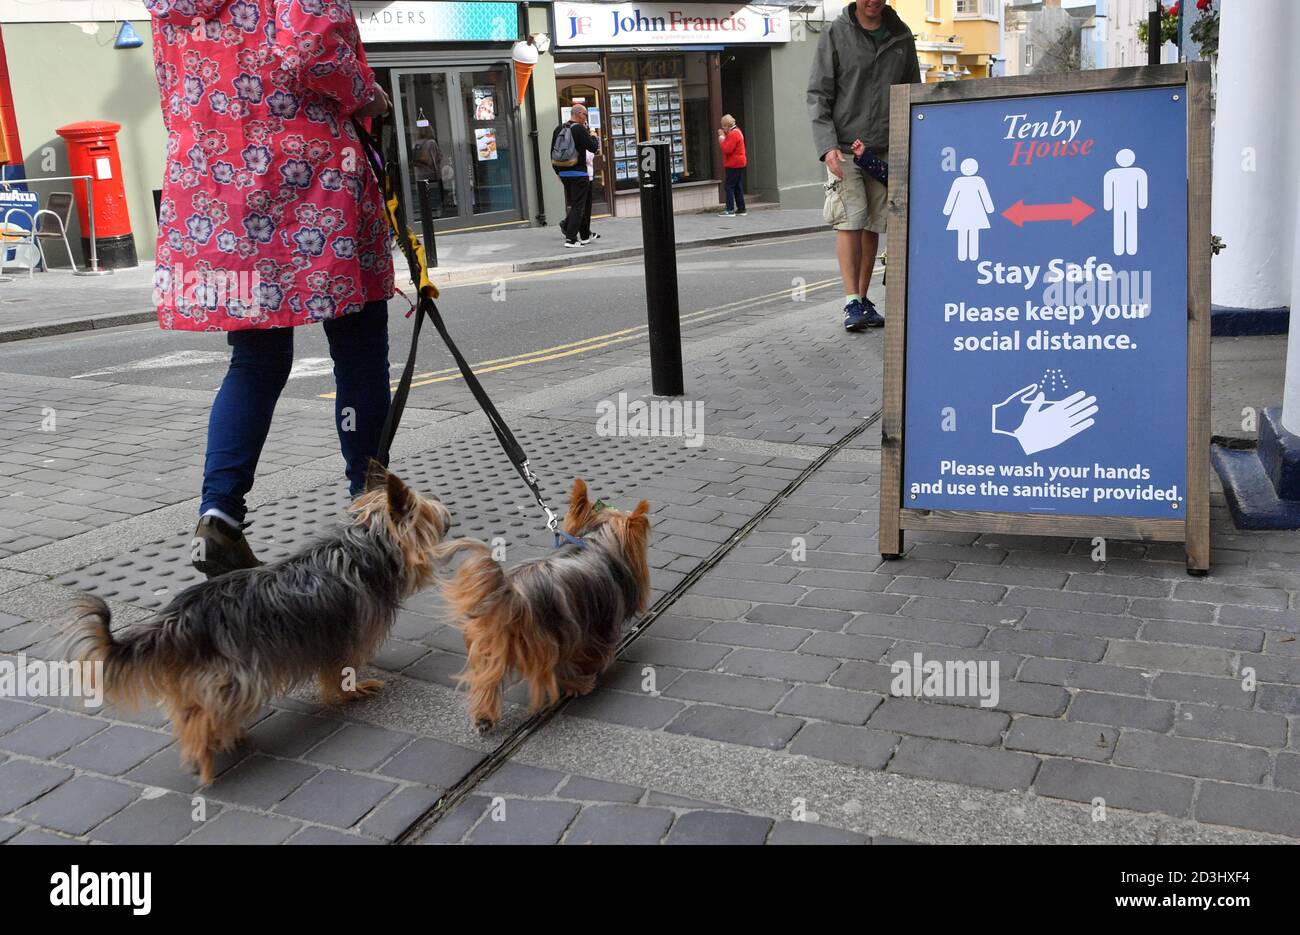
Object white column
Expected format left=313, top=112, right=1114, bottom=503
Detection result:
left=1212, top=0, right=1300, bottom=436
left=1283, top=181, right=1300, bottom=433
left=1272, top=5, right=1300, bottom=436
left=1210, top=0, right=1296, bottom=313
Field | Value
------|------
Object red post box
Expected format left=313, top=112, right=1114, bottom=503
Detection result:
left=55, top=120, right=137, bottom=269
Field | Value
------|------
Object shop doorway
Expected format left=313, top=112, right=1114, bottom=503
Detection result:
left=556, top=78, right=610, bottom=217
left=381, top=65, right=525, bottom=232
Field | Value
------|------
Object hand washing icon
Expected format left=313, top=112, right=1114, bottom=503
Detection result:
left=992, top=372, right=1098, bottom=456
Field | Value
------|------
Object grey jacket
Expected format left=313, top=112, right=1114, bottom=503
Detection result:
left=808, top=3, right=921, bottom=160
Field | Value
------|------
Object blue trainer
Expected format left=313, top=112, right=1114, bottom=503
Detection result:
left=863, top=297, right=885, bottom=328
left=843, top=298, right=867, bottom=332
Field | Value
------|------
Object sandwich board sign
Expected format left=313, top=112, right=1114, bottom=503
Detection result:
left=879, top=64, right=1211, bottom=573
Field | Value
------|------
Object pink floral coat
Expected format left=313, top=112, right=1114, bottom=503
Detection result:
left=146, top=0, right=394, bottom=331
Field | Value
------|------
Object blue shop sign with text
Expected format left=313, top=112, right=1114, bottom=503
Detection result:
left=902, top=86, right=1188, bottom=518
left=0, top=188, right=38, bottom=231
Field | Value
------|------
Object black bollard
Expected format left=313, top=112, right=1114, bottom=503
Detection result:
left=1147, top=7, right=1160, bottom=66
left=418, top=178, right=439, bottom=269
left=638, top=140, right=684, bottom=396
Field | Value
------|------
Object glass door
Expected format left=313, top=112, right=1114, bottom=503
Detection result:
left=556, top=78, right=609, bottom=216
left=389, top=65, right=524, bottom=232
left=457, top=67, right=520, bottom=220
left=394, top=71, right=458, bottom=225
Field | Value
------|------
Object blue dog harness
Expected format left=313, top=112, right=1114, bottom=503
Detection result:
left=553, top=498, right=608, bottom=550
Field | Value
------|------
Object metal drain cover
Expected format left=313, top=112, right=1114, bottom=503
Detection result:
left=57, top=426, right=708, bottom=612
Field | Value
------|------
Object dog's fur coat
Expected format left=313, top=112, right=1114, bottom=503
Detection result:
left=65, top=468, right=450, bottom=784
left=440, top=478, right=650, bottom=732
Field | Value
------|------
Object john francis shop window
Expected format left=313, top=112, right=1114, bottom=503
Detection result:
left=606, top=53, right=713, bottom=191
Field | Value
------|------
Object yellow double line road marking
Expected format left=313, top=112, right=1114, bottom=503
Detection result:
left=320, top=276, right=839, bottom=398
left=396, top=278, right=838, bottom=389
left=432, top=230, right=828, bottom=292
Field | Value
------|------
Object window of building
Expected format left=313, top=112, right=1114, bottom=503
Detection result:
left=1025, top=44, right=1034, bottom=68
left=605, top=53, right=713, bottom=192
left=926, top=0, right=938, bottom=20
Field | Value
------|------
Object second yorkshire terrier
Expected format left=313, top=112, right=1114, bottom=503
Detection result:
left=64, top=465, right=450, bottom=784
left=441, top=478, right=651, bottom=732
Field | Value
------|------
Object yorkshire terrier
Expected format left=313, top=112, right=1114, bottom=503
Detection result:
left=64, top=465, right=451, bottom=784
left=440, top=478, right=651, bottom=733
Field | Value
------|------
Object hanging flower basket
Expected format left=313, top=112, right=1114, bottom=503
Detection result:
left=1190, top=0, right=1219, bottom=58
left=1137, top=3, right=1181, bottom=47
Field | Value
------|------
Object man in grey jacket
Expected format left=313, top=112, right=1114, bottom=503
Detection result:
left=808, top=0, right=920, bottom=332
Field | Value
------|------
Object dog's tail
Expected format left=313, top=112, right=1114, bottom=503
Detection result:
left=64, top=596, right=165, bottom=708
left=438, top=537, right=548, bottom=717
left=429, top=536, right=493, bottom=566
left=436, top=539, right=512, bottom=615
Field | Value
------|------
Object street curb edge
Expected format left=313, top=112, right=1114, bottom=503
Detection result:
left=0, top=311, right=156, bottom=344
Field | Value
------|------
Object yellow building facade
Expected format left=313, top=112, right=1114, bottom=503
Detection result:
left=890, top=0, right=1003, bottom=81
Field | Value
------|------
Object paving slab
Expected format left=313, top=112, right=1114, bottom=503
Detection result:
left=4, top=273, right=1300, bottom=844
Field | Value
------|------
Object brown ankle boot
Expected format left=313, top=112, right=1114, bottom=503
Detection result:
left=191, top=515, right=262, bottom=579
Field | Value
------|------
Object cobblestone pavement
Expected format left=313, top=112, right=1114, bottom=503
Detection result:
left=2, top=283, right=1298, bottom=844
left=0, top=377, right=344, bottom=560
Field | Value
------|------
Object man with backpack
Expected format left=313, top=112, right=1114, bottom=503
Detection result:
left=551, top=103, right=601, bottom=247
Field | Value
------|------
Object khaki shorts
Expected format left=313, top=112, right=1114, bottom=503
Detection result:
left=824, top=155, right=887, bottom=233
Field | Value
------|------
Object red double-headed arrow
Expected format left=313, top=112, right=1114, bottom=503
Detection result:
left=1001, top=196, right=1095, bottom=227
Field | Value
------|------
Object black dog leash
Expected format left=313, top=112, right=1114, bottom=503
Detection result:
left=355, top=120, right=561, bottom=534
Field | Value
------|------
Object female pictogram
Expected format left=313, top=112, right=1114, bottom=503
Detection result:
left=943, top=158, right=995, bottom=261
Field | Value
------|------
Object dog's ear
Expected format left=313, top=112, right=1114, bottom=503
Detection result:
left=364, top=458, right=389, bottom=492
left=385, top=470, right=415, bottom=519
left=626, top=500, right=651, bottom=536
left=563, top=477, right=593, bottom=535
left=621, top=500, right=653, bottom=603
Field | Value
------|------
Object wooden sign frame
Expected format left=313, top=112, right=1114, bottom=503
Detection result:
left=879, top=63, right=1211, bottom=575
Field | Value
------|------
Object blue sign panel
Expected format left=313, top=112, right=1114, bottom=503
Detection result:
left=0, top=188, right=38, bottom=232
left=902, top=86, right=1188, bottom=519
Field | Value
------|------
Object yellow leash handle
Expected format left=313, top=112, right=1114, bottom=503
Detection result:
left=355, top=118, right=439, bottom=302
left=383, top=186, right=439, bottom=301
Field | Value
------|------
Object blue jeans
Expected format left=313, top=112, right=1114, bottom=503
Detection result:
left=724, top=167, right=746, bottom=213
left=200, top=300, right=391, bottom=522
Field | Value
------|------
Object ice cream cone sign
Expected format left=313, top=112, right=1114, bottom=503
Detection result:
left=512, top=37, right=540, bottom=107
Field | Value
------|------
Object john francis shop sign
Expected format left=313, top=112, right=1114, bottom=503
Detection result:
left=556, top=3, right=792, bottom=46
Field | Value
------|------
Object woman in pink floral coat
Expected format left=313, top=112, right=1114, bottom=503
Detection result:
left=146, top=0, right=395, bottom=575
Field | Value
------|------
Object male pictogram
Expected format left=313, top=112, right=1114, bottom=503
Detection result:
left=1103, top=148, right=1147, bottom=256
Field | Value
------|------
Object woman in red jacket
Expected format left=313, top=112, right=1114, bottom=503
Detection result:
left=146, top=0, right=394, bottom=575
left=718, top=114, right=748, bottom=217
